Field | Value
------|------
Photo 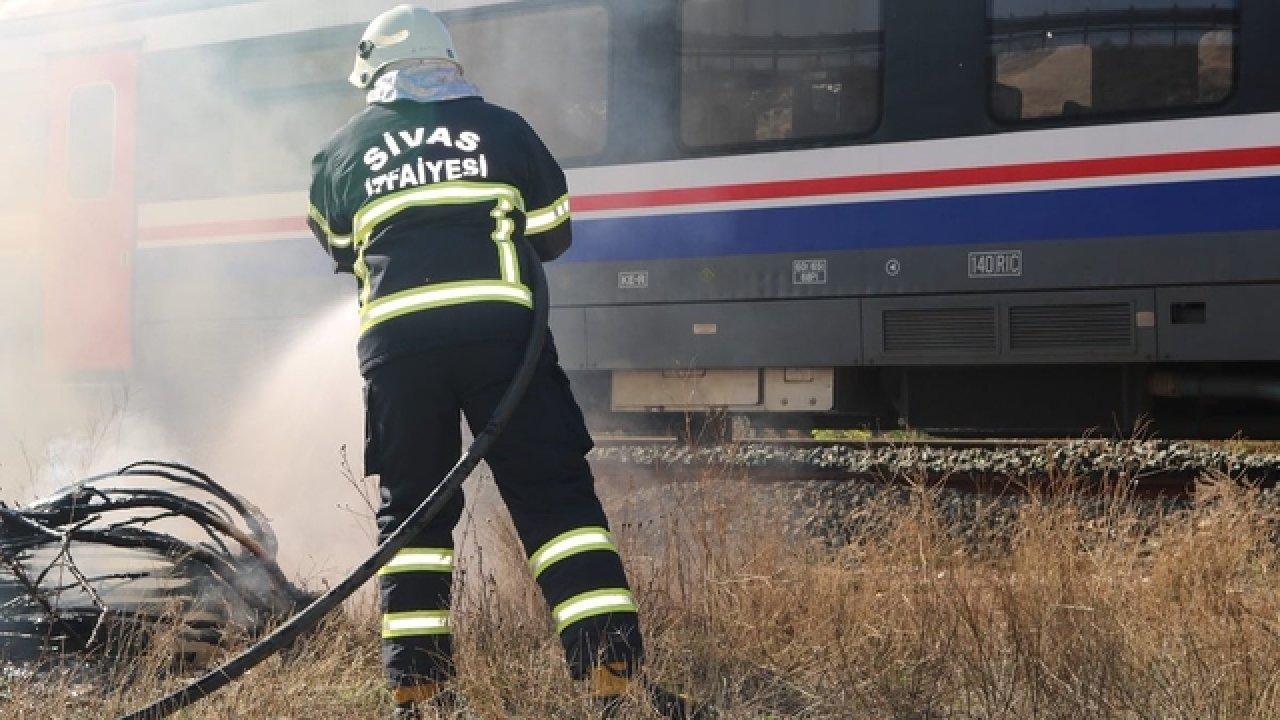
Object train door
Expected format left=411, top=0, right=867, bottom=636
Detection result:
left=42, top=48, right=138, bottom=372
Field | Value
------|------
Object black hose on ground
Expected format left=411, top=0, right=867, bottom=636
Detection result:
left=116, top=251, right=550, bottom=720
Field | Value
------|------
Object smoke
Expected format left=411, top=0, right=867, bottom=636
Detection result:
left=0, top=1, right=645, bottom=584
left=198, top=300, right=367, bottom=581
left=0, top=4, right=359, bottom=572
left=0, top=376, right=183, bottom=501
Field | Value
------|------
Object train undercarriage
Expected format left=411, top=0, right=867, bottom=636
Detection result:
left=577, top=362, right=1280, bottom=440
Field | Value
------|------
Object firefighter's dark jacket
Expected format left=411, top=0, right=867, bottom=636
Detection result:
left=308, top=97, right=572, bottom=374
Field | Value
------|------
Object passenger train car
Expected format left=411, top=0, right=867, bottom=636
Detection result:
left=1, top=0, right=1278, bottom=438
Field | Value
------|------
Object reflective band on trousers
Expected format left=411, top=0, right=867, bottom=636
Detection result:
left=553, top=589, right=637, bottom=635
left=378, top=548, right=454, bottom=575
left=360, top=280, right=533, bottom=334
left=308, top=204, right=352, bottom=249
left=525, top=195, right=571, bottom=235
left=529, top=527, right=617, bottom=580
left=383, top=610, right=451, bottom=639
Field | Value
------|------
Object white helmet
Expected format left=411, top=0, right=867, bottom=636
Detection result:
left=349, top=4, right=460, bottom=89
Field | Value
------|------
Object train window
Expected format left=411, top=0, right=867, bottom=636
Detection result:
left=990, top=0, right=1238, bottom=122
left=67, top=83, right=116, bottom=199
left=137, top=28, right=361, bottom=201
left=680, top=0, right=882, bottom=150
left=448, top=4, right=609, bottom=160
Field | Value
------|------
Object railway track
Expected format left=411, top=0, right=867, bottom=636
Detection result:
left=589, top=437, right=1280, bottom=493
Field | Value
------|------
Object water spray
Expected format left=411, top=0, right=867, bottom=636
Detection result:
left=115, top=251, right=550, bottom=719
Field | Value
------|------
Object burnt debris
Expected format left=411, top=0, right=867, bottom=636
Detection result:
left=0, top=461, right=307, bottom=665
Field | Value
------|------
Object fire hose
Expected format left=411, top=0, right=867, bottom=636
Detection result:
left=117, top=246, right=550, bottom=720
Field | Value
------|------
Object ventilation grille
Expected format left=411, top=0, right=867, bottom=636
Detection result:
left=883, top=307, right=997, bottom=354
left=1009, top=303, right=1133, bottom=350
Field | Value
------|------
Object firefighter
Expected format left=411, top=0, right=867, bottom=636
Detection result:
left=307, top=5, right=700, bottom=719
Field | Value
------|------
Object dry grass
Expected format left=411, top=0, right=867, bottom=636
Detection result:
left=5, top=468, right=1280, bottom=719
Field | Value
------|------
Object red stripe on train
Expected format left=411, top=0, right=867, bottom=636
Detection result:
left=573, top=145, right=1280, bottom=212
left=137, top=145, right=1280, bottom=242
left=137, top=216, right=307, bottom=243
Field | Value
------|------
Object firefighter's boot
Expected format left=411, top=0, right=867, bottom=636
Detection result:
left=390, top=682, right=460, bottom=719
left=589, top=662, right=711, bottom=720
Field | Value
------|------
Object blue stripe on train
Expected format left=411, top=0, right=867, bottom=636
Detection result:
left=564, top=175, right=1280, bottom=263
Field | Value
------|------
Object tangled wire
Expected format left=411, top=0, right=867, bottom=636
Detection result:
left=0, top=461, right=307, bottom=664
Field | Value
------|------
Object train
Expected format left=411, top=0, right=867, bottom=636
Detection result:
left=1, top=0, right=1278, bottom=441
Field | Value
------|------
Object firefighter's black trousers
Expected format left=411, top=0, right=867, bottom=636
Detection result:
left=364, top=338, right=642, bottom=689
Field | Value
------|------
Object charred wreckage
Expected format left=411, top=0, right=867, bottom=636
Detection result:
left=0, top=462, right=307, bottom=666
